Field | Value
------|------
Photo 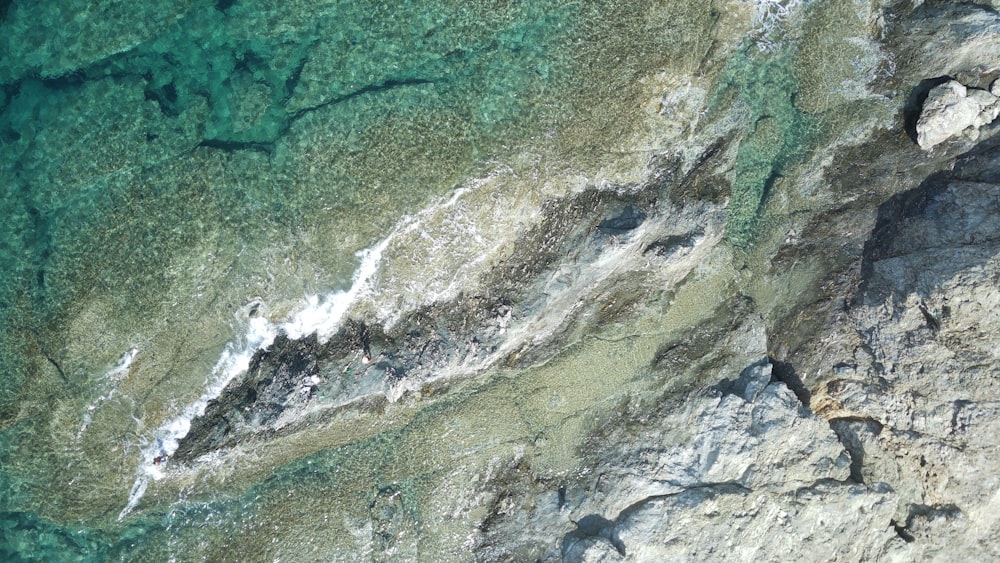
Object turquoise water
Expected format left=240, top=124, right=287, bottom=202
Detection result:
left=710, top=43, right=817, bottom=247
left=0, top=0, right=888, bottom=559
left=0, top=0, right=575, bottom=388
left=0, top=1, right=575, bottom=557
left=0, top=0, right=641, bottom=557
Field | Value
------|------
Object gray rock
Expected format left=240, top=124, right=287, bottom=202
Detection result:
left=613, top=482, right=899, bottom=562
left=472, top=333, right=897, bottom=561
left=173, top=332, right=323, bottom=462
left=809, top=141, right=1000, bottom=554
left=906, top=7, right=1000, bottom=82
left=916, top=81, right=998, bottom=149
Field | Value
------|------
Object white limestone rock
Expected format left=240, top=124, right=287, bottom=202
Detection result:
left=916, top=80, right=999, bottom=149
left=568, top=359, right=855, bottom=521
left=553, top=360, right=903, bottom=561
left=474, top=347, right=902, bottom=561
left=616, top=482, right=901, bottom=562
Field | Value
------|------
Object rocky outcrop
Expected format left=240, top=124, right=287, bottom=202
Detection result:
left=916, top=80, right=1000, bottom=149
left=561, top=360, right=885, bottom=562
left=807, top=138, right=1000, bottom=558
left=164, top=100, right=1000, bottom=562
left=905, top=5, right=1000, bottom=83
left=473, top=332, right=902, bottom=560
left=467, top=133, right=1000, bottom=559
left=172, top=333, right=323, bottom=462
left=168, top=171, right=692, bottom=461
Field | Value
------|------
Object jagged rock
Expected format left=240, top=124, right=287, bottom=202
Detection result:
left=916, top=80, right=999, bottom=149
left=370, top=485, right=419, bottom=562
left=473, top=338, right=899, bottom=560
left=173, top=333, right=322, bottom=461
left=571, top=359, right=854, bottom=519
left=809, top=141, right=1000, bottom=555
left=555, top=361, right=894, bottom=560
left=613, top=481, right=900, bottom=562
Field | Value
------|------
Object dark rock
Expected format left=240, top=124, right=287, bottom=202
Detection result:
left=642, top=231, right=701, bottom=256
left=173, top=332, right=320, bottom=461
left=857, top=138, right=1000, bottom=307
left=597, top=205, right=646, bottom=235
left=665, top=138, right=732, bottom=204
left=652, top=295, right=753, bottom=376
left=0, top=0, right=12, bottom=24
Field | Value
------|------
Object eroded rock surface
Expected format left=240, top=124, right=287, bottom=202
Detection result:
left=807, top=140, right=1000, bottom=559
left=472, top=319, right=902, bottom=561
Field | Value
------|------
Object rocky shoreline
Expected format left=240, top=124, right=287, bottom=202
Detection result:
left=167, top=122, right=999, bottom=560
left=176, top=2, right=1000, bottom=556
left=171, top=157, right=707, bottom=464
left=4, top=0, right=1000, bottom=560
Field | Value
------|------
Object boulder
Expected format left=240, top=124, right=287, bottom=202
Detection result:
left=916, top=80, right=999, bottom=149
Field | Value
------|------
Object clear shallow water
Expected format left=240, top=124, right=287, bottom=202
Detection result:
left=0, top=0, right=895, bottom=559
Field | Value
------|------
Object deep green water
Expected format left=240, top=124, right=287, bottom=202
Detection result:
left=0, top=0, right=891, bottom=559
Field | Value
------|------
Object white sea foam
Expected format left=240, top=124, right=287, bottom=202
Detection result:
left=119, top=184, right=483, bottom=520
left=77, top=348, right=139, bottom=441
left=283, top=184, right=479, bottom=339
left=108, top=347, right=139, bottom=378
left=118, top=315, right=278, bottom=520
left=118, top=474, right=149, bottom=520
left=156, top=316, right=278, bottom=460
left=745, top=0, right=806, bottom=51
left=282, top=241, right=391, bottom=342
left=750, top=0, right=802, bottom=29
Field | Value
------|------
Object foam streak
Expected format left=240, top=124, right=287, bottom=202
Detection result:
left=119, top=186, right=478, bottom=520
